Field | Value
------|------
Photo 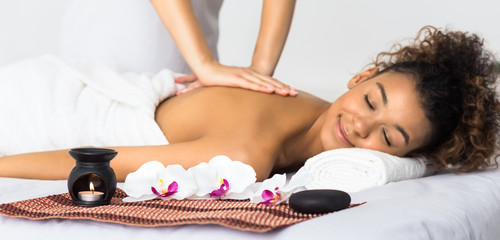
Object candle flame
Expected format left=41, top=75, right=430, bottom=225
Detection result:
left=89, top=182, right=95, bottom=191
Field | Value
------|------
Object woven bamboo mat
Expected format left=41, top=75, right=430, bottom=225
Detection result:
left=0, top=188, right=364, bottom=232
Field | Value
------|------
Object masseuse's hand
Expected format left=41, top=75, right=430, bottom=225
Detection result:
left=151, top=0, right=297, bottom=97
left=174, top=61, right=297, bottom=96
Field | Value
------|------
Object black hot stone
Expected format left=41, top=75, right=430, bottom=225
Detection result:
left=289, top=189, right=351, bottom=214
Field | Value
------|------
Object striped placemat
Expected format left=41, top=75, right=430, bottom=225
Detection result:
left=0, top=188, right=364, bottom=232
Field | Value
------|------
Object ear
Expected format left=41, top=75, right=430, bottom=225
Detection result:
left=347, top=67, right=379, bottom=89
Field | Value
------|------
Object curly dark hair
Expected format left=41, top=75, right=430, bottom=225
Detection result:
left=373, top=26, right=500, bottom=172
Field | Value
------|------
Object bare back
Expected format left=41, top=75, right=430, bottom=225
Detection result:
left=155, top=87, right=329, bottom=176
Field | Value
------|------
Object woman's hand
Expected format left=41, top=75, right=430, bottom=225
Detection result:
left=174, top=61, right=297, bottom=96
left=151, top=0, right=297, bottom=97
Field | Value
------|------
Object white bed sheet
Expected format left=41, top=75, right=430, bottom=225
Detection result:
left=1, top=167, right=499, bottom=240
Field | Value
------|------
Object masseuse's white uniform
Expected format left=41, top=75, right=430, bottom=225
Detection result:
left=58, top=0, right=223, bottom=74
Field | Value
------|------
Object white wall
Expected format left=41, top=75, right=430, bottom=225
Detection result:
left=219, top=0, right=500, bottom=101
left=0, top=0, right=65, bottom=64
left=1, top=0, right=499, bottom=101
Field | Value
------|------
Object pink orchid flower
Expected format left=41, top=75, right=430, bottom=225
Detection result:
left=122, top=162, right=197, bottom=202
left=258, top=187, right=282, bottom=205
left=188, top=155, right=256, bottom=200
left=209, top=178, right=230, bottom=197
left=251, top=169, right=310, bottom=205
left=151, top=180, right=178, bottom=198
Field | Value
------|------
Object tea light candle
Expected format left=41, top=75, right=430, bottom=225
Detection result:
left=78, top=191, right=104, bottom=201
left=78, top=182, right=104, bottom=202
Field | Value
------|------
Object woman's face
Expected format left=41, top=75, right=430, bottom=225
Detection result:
left=321, top=68, right=432, bottom=156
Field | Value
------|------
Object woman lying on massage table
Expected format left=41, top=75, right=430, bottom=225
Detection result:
left=0, top=26, right=499, bottom=181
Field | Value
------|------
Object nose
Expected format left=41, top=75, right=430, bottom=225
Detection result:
left=353, top=114, right=373, bottom=138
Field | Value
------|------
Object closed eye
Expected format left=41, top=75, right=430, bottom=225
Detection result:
left=383, top=130, right=392, bottom=146
left=364, top=94, right=374, bottom=110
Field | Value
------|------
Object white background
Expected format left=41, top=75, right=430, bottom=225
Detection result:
left=0, top=0, right=499, bottom=101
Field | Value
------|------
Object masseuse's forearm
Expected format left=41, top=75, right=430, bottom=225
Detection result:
left=150, top=0, right=216, bottom=73
left=251, top=0, right=296, bottom=76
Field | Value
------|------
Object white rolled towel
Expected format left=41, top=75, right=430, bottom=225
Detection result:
left=300, top=148, right=430, bottom=192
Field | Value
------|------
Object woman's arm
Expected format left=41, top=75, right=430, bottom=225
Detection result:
left=149, top=0, right=295, bottom=96
left=251, top=0, right=296, bottom=77
left=0, top=137, right=275, bottom=182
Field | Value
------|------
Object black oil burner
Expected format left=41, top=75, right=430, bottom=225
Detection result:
left=67, top=148, right=118, bottom=206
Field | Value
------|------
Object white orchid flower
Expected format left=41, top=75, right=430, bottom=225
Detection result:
left=122, top=161, right=197, bottom=202
left=187, top=155, right=257, bottom=200
left=250, top=168, right=311, bottom=205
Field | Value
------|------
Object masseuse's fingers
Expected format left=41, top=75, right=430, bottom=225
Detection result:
left=178, top=63, right=297, bottom=96
left=242, top=68, right=297, bottom=96
left=176, top=80, right=203, bottom=95
left=200, top=65, right=297, bottom=96
left=238, top=71, right=286, bottom=95
left=175, top=74, right=199, bottom=95
left=174, top=74, right=198, bottom=84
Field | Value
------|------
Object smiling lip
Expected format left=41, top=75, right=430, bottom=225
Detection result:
left=336, top=118, right=354, bottom=147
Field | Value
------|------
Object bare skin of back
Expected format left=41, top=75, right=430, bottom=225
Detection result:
left=155, top=87, right=329, bottom=179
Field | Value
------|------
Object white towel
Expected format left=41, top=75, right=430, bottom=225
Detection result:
left=299, top=148, right=430, bottom=192
left=0, top=55, right=184, bottom=157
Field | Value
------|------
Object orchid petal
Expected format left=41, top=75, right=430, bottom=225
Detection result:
left=151, top=180, right=178, bottom=198
left=264, top=174, right=287, bottom=189
left=259, top=191, right=282, bottom=205
left=247, top=182, right=262, bottom=194
left=261, top=189, right=275, bottom=200
left=186, top=156, right=257, bottom=199
left=157, top=164, right=197, bottom=200
left=188, top=162, right=217, bottom=197
left=209, top=179, right=230, bottom=197
left=208, top=155, right=233, bottom=168
left=255, top=173, right=286, bottom=195
left=282, top=168, right=311, bottom=193
left=257, top=189, right=282, bottom=205
left=123, top=161, right=165, bottom=198
left=207, top=156, right=256, bottom=195
left=218, top=160, right=257, bottom=194
left=151, top=186, right=162, bottom=196
left=168, top=181, right=178, bottom=193
left=250, top=174, right=286, bottom=204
